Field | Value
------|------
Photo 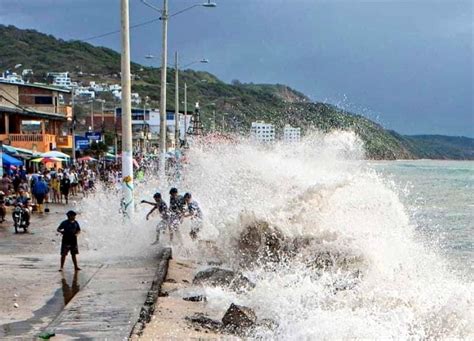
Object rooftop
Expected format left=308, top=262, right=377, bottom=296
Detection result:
left=0, top=105, right=67, bottom=121
left=0, top=80, right=71, bottom=93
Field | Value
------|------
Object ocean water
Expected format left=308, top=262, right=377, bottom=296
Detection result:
left=78, top=131, right=473, bottom=339
left=371, top=160, right=473, bottom=280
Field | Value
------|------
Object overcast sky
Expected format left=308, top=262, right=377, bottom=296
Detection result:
left=1, top=0, right=472, bottom=136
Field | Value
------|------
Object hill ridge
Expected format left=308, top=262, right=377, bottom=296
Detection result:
left=0, top=24, right=472, bottom=160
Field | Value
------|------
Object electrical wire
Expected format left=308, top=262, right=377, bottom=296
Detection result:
left=80, top=17, right=161, bottom=42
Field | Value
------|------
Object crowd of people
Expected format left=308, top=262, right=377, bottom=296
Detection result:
left=0, top=164, right=101, bottom=225
left=141, top=187, right=202, bottom=243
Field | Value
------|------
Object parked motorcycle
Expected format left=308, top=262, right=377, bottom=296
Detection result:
left=12, top=203, right=29, bottom=233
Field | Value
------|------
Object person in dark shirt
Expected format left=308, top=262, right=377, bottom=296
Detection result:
left=15, top=189, right=31, bottom=226
left=168, top=187, right=185, bottom=234
left=183, top=192, right=203, bottom=240
left=57, top=210, right=81, bottom=271
left=141, top=192, right=169, bottom=244
left=60, top=174, right=71, bottom=204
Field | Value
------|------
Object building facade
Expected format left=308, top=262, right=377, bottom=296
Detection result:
left=0, top=81, right=73, bottom=152
left=250, top=121, right=275, bottom=143
left=283, top=124, right=301, bottom=143
left=48, top=72, right=72, bottom=88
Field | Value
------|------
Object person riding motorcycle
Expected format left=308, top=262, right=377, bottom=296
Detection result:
left=14, top=189, right=31, bottom=227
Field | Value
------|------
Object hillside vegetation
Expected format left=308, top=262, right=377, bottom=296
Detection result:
left=1, top=25, right=472, bottom=160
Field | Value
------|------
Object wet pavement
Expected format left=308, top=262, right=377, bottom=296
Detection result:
left=0, top=202, right=164, bottom=339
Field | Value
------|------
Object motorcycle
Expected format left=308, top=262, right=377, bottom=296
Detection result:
left=12, top=203, right=29, bottom=233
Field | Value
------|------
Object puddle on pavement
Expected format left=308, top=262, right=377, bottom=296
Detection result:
left=0, top=271, right=87, bottom=337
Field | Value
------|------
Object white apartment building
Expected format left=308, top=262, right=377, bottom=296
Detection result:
left=75, top=87, right=95, bottom=99
left=283, top=124, right=301, bottom=143
left=48, top=72, right=72, bottom=88
left=250, top=121, right=275, bottom=143
left=0, top=72, right=25, bottom=84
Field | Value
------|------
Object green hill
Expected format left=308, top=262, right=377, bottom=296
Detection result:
left=1, top=24, right=472, bottom=160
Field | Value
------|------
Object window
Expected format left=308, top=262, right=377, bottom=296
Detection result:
left=34, top=96, right=53, bottom=105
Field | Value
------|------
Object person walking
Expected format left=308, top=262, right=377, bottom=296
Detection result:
left=57, top=210, right=81, bottom=272
left=32, top=176, right=49, bottom=213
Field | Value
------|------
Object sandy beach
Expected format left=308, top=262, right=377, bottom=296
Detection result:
left=138, top=258, right=238, bottom=340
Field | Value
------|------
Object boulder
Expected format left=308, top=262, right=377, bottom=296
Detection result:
left=222, top=303, right=257, bottom=334
left=183, top=295, right=207, bottom=302
left=185, top=313, right=221, bottom=331
left=238, top=220, right=285, bottom=267
left=193, top=268, right=255, bottom=292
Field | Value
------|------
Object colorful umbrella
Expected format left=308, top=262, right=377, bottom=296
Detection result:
left=77, top=156, right=97, bottom=162
left=41, top=151, right=71, bottom=159
left=31, top=157, right=64, bottom=163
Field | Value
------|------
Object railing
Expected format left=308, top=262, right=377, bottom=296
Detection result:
left=9, top=134, right=55, bottom=143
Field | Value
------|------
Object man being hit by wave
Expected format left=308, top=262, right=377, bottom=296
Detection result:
left=141, top=192, right=169, bottom=244
left=183, top=192, right=203, bottom=240
left=168, top=187, right=186, bottom=241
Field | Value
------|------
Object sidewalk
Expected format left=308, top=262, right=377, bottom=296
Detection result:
left=46, top=250, right=170, bottom=339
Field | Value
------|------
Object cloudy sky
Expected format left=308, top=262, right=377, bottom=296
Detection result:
left=1, top=0, right=472, bottom=136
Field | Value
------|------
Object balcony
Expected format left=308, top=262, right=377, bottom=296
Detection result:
left=0, top=133, right=67, bottom=153
left=22, top=104, right=72, bottom=118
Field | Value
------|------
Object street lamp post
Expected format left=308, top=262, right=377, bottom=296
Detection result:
left=159, top=0, right=168, bottom=174
left=174, top=51, right=179, bottom=150
left=71, top=85, right=76, bottom=164
left=140, top=0, right=216, bottom=174
left=184, top=82, right=188, bottom=145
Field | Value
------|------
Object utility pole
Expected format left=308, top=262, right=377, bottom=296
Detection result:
left=71, top=85, right=76, bottom=164
left=90, top=101, right=94, bottom=131
left=120, top=0, right=134, bottom=216
left=184, top=82, right=187, bottom=145
left=159, top=0, right=168, bottom=174
left=174, top=51, right=179, bottom=150
left=114, top=108, right=118, bottom=163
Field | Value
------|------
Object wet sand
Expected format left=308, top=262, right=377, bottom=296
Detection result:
left=138, top=259, right=237, bottom=340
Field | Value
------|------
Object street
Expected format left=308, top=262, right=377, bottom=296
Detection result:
left=0, top=202, right=161, bottom=339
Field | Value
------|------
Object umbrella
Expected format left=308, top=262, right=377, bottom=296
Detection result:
left=12, top=147, right=42, bottom=157
left=78, top=156, right=97, bottom=162
left=2, top=145, right=18, bottom=155
left=2, top=153, right=23, bottom=166
left=41, top=151, right=70, bottom=159
left=31, top=157, right=63, bottom=163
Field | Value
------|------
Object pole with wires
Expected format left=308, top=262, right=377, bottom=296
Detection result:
left=174, top=51, right=179, bottom=150
left=159, top=0, right=168, bottom=177
left=120, top=0, right=134, bottom=217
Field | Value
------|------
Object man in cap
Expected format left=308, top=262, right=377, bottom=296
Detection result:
left=57, top=210, right=81, bottom=271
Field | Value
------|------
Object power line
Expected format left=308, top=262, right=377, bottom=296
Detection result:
left=80, top=17, right=161, bottom=42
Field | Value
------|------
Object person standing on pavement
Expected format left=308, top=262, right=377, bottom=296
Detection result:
left=32, top=176, right=49, bottom=213
left=60, top=172, right=71, bottom=204
left=1, top=174, right=12, bottom=196
left=57, top=210, right=81, bottom=272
